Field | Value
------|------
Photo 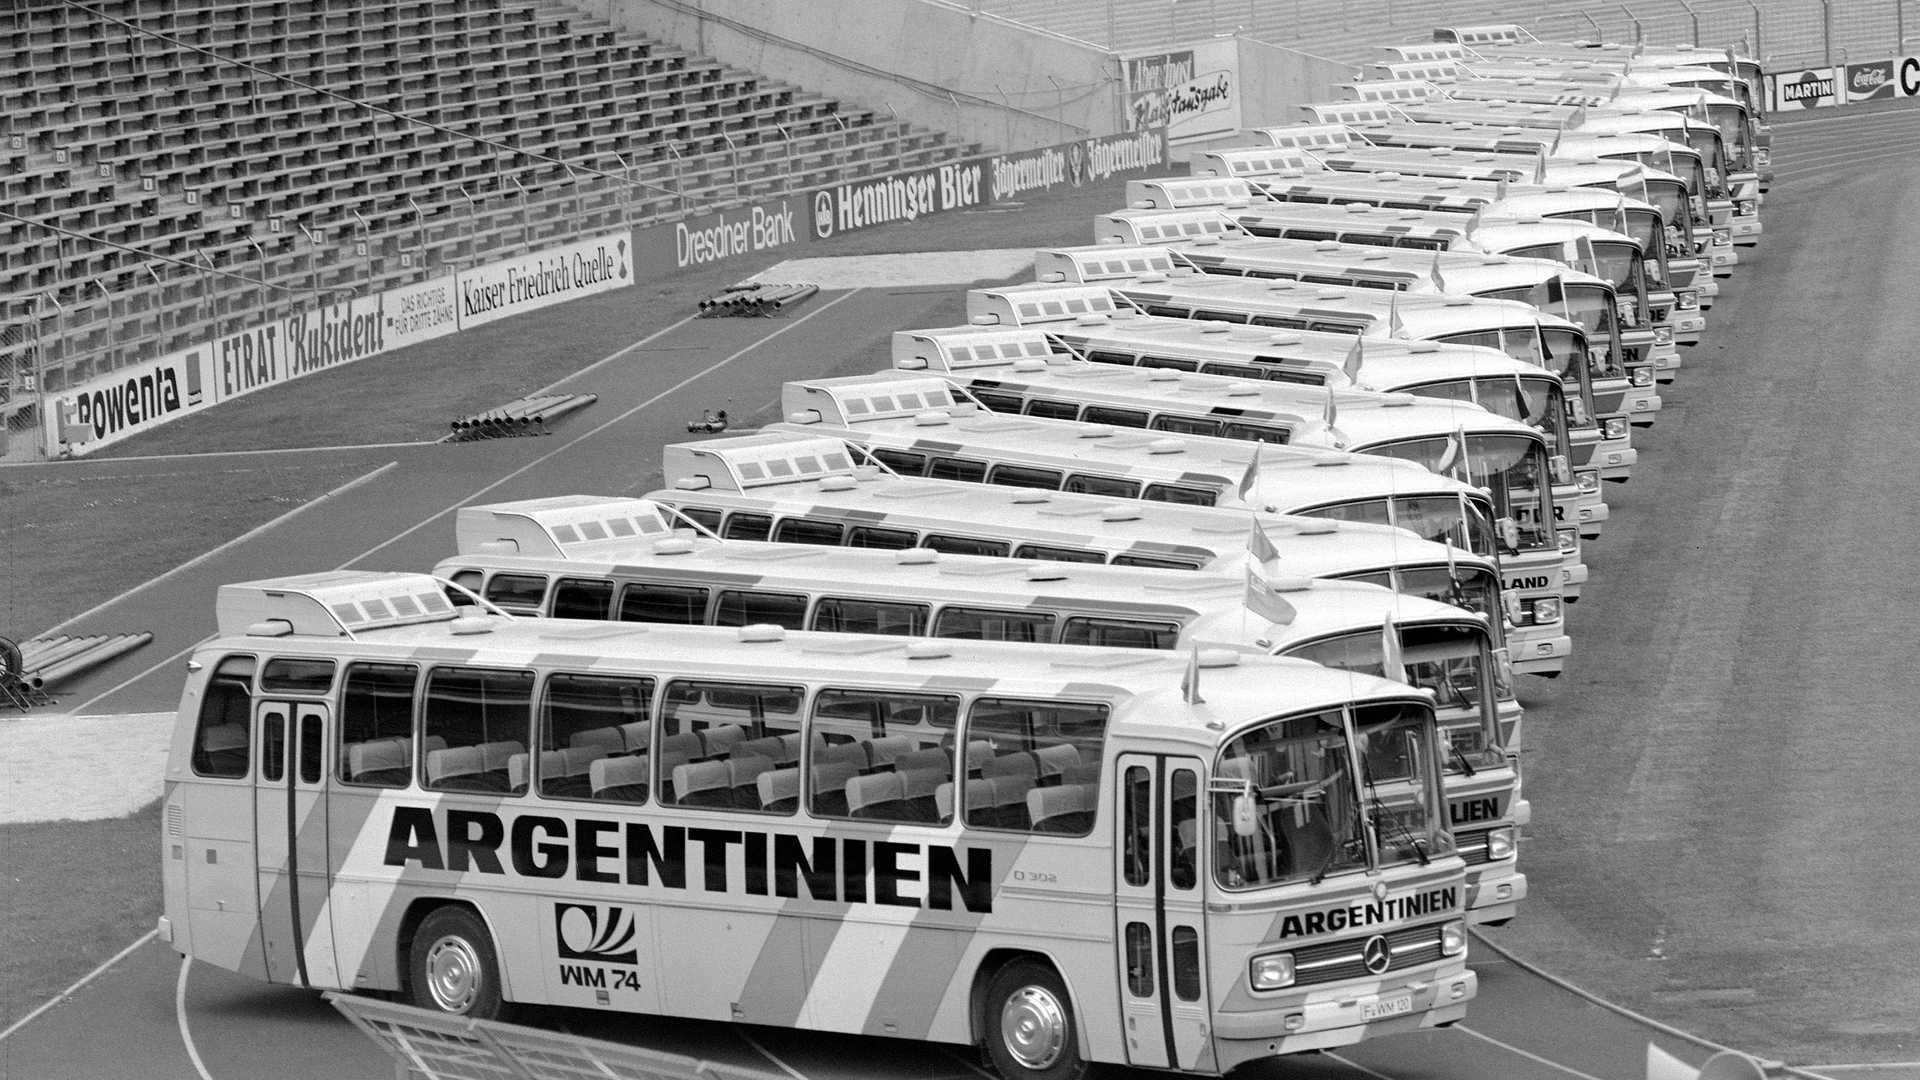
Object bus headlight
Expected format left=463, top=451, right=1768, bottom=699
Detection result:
left=1549, top=454, right=1571, bottom=485
left=1677, top=290, right=1700, bottom=311
left=1652, top=326, right=1673, bottom=346
left=1737, top=199, right=1756, bottom=217
left=1486, top=827, right=1516, bottom=860
left=1628, top=366, right=1655, bottom=387
left=1603, top=417, right=1629, bottom=440
left=1575, top=469, right=1600, bottom=494
left=1713, top=228, right=1732, bottom=245
left=1250, top=952, right=1297, bottom=990
left=1756, top=147, right=1772, bottom=166
left=1531, top=597, right=1561, bottom=624
left=1441, top=920, right=1468, bottom=957
left=1556, top=529, right=1578, bottom=553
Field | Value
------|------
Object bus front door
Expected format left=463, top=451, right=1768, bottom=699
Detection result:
left=1114, top=754, right=1211, bottom=1072
left=253, top=700, right=339, bottom=988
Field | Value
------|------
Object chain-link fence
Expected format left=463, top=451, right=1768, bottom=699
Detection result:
left=1, top=302, right=44, bottom=463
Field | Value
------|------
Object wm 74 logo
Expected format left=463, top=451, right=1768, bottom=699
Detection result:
left=555, top=903, right=639, bottom=964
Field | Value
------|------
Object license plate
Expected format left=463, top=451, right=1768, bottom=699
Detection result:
left=1360, top=994, right=1413, bottom=1021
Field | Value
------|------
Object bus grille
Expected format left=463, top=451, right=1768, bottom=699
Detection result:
left=1454, top=828, right=1492, bottom=866
left=1290, top=923, right=1445, bottom=986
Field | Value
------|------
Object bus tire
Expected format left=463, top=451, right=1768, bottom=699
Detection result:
left=982, top=959, right=1088, bottom=1080
left=407, top=906, right=505, bottom=1020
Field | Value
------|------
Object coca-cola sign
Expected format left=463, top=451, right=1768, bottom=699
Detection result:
left=1845, top=59, right=1896, bottom=102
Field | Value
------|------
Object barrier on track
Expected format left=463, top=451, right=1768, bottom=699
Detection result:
left=327, top=993, right=793, bottom=1080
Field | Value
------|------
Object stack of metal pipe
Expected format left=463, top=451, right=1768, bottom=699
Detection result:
left=14, top=632, right=153, bottom=690
left=448, top=393, right=598, bottom=441
left=697, top=281, right=820, bottom=317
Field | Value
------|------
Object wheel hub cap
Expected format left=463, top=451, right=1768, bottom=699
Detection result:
left=424, top=936, right=481, bottom=1013
left=1001, top=986, right=1066, bottom=1070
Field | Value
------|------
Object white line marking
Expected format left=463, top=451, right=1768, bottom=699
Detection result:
left=35, top=460, right=399, bottom=641
left=1323, top=1049, right=1400, bottom=1079
left=734, top=1027, right=812, bottom=1080
left=1452, top=1024, right=1613, bottom=1080
left=0, top=927, right=157, bottom=1043
left=174, top=956, right=216, bottom=1080
left=342, top=289, right=860, bottom=567
left=2, top=441, right=435, bottom=467
left=529, top=310, right=704, bottom=397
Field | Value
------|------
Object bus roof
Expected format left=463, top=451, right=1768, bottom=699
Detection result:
left=453, top=494, right=686, bottom=559
left=210, top=571, right=1423, bottom=745
left=653, top=433, right=1488, bottom=577
left=772, top=374, right=1486, bottom=513
left=1115, top=232, right=1609, bottom=296
left=429, top=543, right=1486, bottom=658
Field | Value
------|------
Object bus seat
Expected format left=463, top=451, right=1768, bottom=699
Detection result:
left=1060, top=760, right=1102, bottom=785
left=701, top=724, right=747, bottom=754
left=728, top=754, right=776, bottom=808
left=203, top=723, right=248, bottom=753
left=898, top=766, right=947, bottom=822
left=659, top=731, right=704, bottom=768
left=943, top=777, right=993, bottom=822
left=1029, top=783, right=1096, bottom=833
left=984, top=752, right=1039, bottom=782
left=735, top=736, right=786, bottom=764
left=590, top=755, right=650, bottom=802
left=777, top=732, right=810, bottom=764
left=758, top=766, right=801, bottom=812
left=809, top=760, right=860, bottom=817
left=987, top=773, right=1036, bottom=829
left=846, top=771, right=906, bottom=819
left=1276, top=807, right=1335, bottom=877
left=816, top=741, right=868, bottom=768
left=424, top=735, right=448, bottom=755
left=507, top=752, right=536, bottom=793
left=896, top=747, right=950, bottom=774
left=1033, top=744, right=1082, bottom=781
left=863, top=735, right=913, bottom=771
left=426, top=747, right=505, bottom=792
left=673, top=760, right=735, bottom=807
left=478, top=740, right=525, bottom=774
left=539, top=748, right=599, bottom=799
left=571, top=726, right=626, bottom=752
left=347, top=738, right=411, bottom=785
left=618, top=720, right=652, bottom=751
left=964, top=740, right=994, bottom=775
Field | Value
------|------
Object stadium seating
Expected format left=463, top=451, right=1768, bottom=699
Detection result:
left=1, top=0, right=976, bottom=416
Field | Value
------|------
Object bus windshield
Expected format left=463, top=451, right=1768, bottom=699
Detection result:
left=1281, top=624, right=1499, bottom=767
left=1307, top=494, right=1498, bottom=560
left=1402, top=376, right=1569, bottom=458
left=1372, top=435, right=1554, bottom=556
left=1212, top=700, right=1448, bottom=888
left=1559, top=285, right=1625, bottom=380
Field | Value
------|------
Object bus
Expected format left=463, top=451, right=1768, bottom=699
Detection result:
left=767, top=372, right=1572, bottom=659
left=431, top=529, right=1531, bottom=922
left=159, top=569, right=1477, bottom=1073
left=1226, top=126, right=1724, bottom=286
left=642, top=433, right=1575, bottom=674
left=1001, top=255, right=1634, bottom=490
left=887, top=320, right=1599, bottom=548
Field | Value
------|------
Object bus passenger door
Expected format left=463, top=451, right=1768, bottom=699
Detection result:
left=253, top=701, right=339, bottom=988
left=1114, top=755, right=1212, bottom=1072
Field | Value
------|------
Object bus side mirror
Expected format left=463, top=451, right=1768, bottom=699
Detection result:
left=1233, top=789, right=1259, bottom=838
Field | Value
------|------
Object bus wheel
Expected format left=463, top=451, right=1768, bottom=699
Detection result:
left=408, top=907, right=504, bottom=1020
left=983, top=960, right=1087, bottom=1080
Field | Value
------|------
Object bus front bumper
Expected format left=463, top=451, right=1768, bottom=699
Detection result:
left=1465, top=867, right=1528, bottom=926
left=1600, top=445, right=1637, bottom=484
left=1212, top=970, right=1477, bottom=1070
left=1511, top=634, right=1571, bottom=678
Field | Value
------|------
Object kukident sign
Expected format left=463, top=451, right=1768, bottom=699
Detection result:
left=45, top=233, right=632, bottom=456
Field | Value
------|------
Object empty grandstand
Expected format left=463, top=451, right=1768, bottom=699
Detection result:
left=0, top=0, right=977, bottom=456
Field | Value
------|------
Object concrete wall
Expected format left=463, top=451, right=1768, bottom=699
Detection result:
left=577, top=0, right=1126, bottom=152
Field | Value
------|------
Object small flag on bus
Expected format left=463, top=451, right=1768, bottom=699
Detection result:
left=1388, top=291, right=1406, bottom=338
left=1180, top=646, right=1205, bottom=704
left=1380, top=611, right=1407, bottom=684
left=1236, top=445, right=1263, bottom=502
left=1343, top=335, right=1365, bottom=381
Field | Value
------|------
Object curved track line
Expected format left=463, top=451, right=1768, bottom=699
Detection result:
left=174, top=957, right=216, bottom=1080
left=1322, top=1050, right=1400, bottom=1079
left=0, top=928, right=156, bottom=1043
left=1449, top=1025, right=1613, bottom=1080
left=734, top=1027, right=814, bottom=1080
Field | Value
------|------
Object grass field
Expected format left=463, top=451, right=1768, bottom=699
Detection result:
left=0, top=180, right=1132, bottom=1030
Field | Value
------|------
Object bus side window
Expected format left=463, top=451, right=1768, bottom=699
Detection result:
left=660, top=679, right=803, bottom=811
left=1014, top=544, right=1104, bottom=564
left=1138, top=356, right=1199, bottom=372
left=809, top=688, right=958, bottom=824
left=773, top=518, right=844, bottom=545
left=721, top=512, right=772, bottom=541
left=1022, top=399, right=1081, bottom=421
left=1204, top=363, right=1263, bottom=380
left=846, top=526, right=917, bottom=550
left=1081, top=406, right=1149, bottom=428
left=483, top=573, right=548, bottom=614
left=1061, top=616, right=1180, bottom=650
left=261, top=658, right=335, bottom=695
left=1111, top=554, right=1201, bottom=570
left=421, top=667, right=533, bottom=794
left=1191, top=310, right=1244, bottom=325
left=1250, top=315, right=1308, bottom=329
left=1306, top=321, right=1358, bottom=334
left=620, top=583, right=709, bottom=625
left=1143, top=484, right=1216, bottom=506
left=811, top=597, right=928, bottom=636
left=971, top=389, right=1024, bottom=412
left=966, top=698, right=1108, bottom=835
left=552, top=578, right=614, bottom=620
left=445, top=569, right=483, bottom=608
left=713, top=590, right=808, bottom=630
left=339, top=662, right=418, bottom=787
left=869, top=449, right=927, bottom=475
left=542, top=672, right=654, bottom=802
left=1085, top=350, right=1137, bottom=367
left=1394, top=237, right=1447, bottom=250
left=934, top=607, right=1056, bottom=643
left=1064, top=475, right=1141, bottom=498
left=1222, top=422, right=1290, bottom=445
left=191, top=655, right=256, bottom=778
left=987, top=464, right=1065, bottom=490
left=673, top=505, right=722, bottom=533
left=1150, top=415, right=1221, bottom=437
left=928, top=457, right=988, bottom=482
left=922, top=534, right=1009, bottom=557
